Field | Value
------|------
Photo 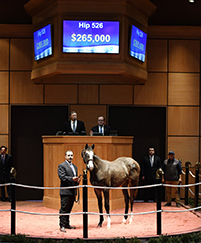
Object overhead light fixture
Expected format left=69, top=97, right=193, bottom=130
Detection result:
left=189, top=0, right=194, bottom=2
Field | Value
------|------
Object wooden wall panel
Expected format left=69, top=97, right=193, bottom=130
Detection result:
left=10, top=38, right=32, bottom=71
left=45, top=85, right=77, bottom=104
left=134, top=73, right=167, bottom=105
left=0, top=105, right=9, bottom=134
left=100, top=85, right=133, bottom=104
left=168, top=73, right=200, bottom=106
left=169, top=40, right=200, bottom=72
left=10, top=72, right=43, bottom=104
left=168, top=107, right=199, bottom=136
left=0, top=135, right=8, bottom=150
left=168, top=137, right=199, bottom=166
left=147, top=39, right=167, bottom=72
left=0, top=39, right=9, bottom=70
left=78, top=85, right=98, bottom=104
left=70, top=105, right=107, bottom=135
left=0, top=72, right=9, bottom=103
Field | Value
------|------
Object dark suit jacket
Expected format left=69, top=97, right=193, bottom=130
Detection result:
left=0, top=153, right=13, bottom=181
left=91, top=125, right=111, bottom=136
left=141, top=155, right=161, bottom=182
left=63, top=120, right=86, bottom=134
left=58, top=161, right=79, bottom=196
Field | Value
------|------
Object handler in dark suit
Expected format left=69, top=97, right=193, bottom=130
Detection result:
left=0, top=145, right=13, bottom=202
left=90, top=115, right=111, bottom=136
left=58, top=150, right=81, bottom=233
left=141, top=147, right=162, bottom=202
left=62, top=111, right=86, bottom=135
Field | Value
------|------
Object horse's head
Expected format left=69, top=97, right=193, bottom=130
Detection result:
left=81, top=143, right=95, bottom=171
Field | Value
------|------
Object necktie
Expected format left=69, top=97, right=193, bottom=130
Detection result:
left=2, top=156, right=4, bottom=165
left=150, top=157, right=153, bottom=167
left=69, top=163, right=76, bottom=176
left=100, top=126, right=102, bottom=133
left=73, top=122, right=75, bottom=132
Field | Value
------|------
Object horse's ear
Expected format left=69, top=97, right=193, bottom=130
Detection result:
left=85, top=143, right=88, bottom=149
left=91, top=144, right=95, bottom=150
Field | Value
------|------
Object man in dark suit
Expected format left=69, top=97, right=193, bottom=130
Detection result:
left=58, top=150, right=81, bottom=233
left=90, top=115, right=111, bottom=136
left=141, top=147, right=162, bottom=202
left=0, top=145, right=13, bottom=202
left=62, top=111, right=86, bottom=135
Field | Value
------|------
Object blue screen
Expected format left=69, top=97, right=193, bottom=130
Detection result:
left=63, top=20, right=119, bottom=54
left=130, top=25, right=147, bottom=62
left=34, top=24, right=52, bottom=61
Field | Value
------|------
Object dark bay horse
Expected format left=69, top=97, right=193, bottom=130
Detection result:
left=81, top=144, right=140, bottom=228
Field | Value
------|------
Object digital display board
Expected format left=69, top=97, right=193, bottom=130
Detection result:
left=130, top=25, right=147, bottom=62
left=63, top=20, right=119, bottom=54
left=34, top=24, right=52, bottom=61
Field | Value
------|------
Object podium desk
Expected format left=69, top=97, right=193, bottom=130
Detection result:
left=42, top=135, right=134, bottom=211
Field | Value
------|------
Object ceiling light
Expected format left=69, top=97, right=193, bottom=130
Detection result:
left=189, top=0, right=194, bottom=2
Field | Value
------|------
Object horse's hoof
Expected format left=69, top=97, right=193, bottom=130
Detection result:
left=106, top=226, right=111, bottom=229
left=122, top=221, right=127, bottom=225
left=97, top=224, right=102, bottom=228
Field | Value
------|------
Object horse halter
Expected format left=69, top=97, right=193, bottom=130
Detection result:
left=83, top=150, right=94, bottom=171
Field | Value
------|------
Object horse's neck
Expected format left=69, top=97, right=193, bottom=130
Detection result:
left=93, top=155, right=106, bottom=170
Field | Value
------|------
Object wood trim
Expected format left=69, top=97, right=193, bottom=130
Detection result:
left=148, top=26, right=201, bottom=39
left=0, top=24, right=33, bottom=38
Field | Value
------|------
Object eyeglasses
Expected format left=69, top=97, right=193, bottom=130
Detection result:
left=98, top=120, right=104, bottom=121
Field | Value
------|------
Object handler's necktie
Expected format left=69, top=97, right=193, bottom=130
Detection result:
left=69, top=163, right=76, bottom=176
left=100, top=126, right=102, bottom=133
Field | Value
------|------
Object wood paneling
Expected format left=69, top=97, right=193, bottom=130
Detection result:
left=0, top=135, right=8, bottom=150
left=78, top=85, right=98, bottom=104
left=147, top=39, right=167, bottom=72
left=70, top=105, right=107, bottom=135
left=10, top=72, right=43, bottom=104
left=134, top=73, right=167, bottom=105
left=100, top=85, right=133, bottom=104
left=168, top=107, right=199, bottom=136
left=45, top=85, right=77, bottom=104
left=168, top=73, right=200, bottom=106
left=0, top=105, right=9, bottom=134
left=42, top=136, right=133, bottom=210
left=0, top=72, right=9, bottom=103
left=169, top=40, right=200, bottom=72
left=10, top=38, right=32, bottom=71
left=168, top=137, right=199, bottom=166
left=0, top=39, right=9, bottom=70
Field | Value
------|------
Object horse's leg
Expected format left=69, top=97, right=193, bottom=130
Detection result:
left=129, top=187, right=138, bottom=224
left=103, top=189, right=111, bottom=228
left=94, top=188, right=104, bottom=227
left=122, top=188, right=130, bottom=224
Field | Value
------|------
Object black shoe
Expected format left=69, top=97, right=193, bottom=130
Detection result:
left=66, top=225, right=76, bottom=229
left=164, top=202, right=171, bottom=206
left=176, top=203, right=180, bottom=207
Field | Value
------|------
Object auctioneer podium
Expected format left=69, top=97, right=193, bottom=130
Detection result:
left=42, top=135, right=134, bottom=211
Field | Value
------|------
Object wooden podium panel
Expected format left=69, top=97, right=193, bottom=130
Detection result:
left=42, top=136, right=134, bottom=211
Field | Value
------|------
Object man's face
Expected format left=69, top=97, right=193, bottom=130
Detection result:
left=98, top=116, right=105, bottom=126
left=70, top=112, right=77, bottom=121
left=149, top=148, right=155, bottom=156
left=1, top=147, right=6, bottom=155
left=65, top=151, right=74, bottom=162
left=169, top=154, right=174, bottom=160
